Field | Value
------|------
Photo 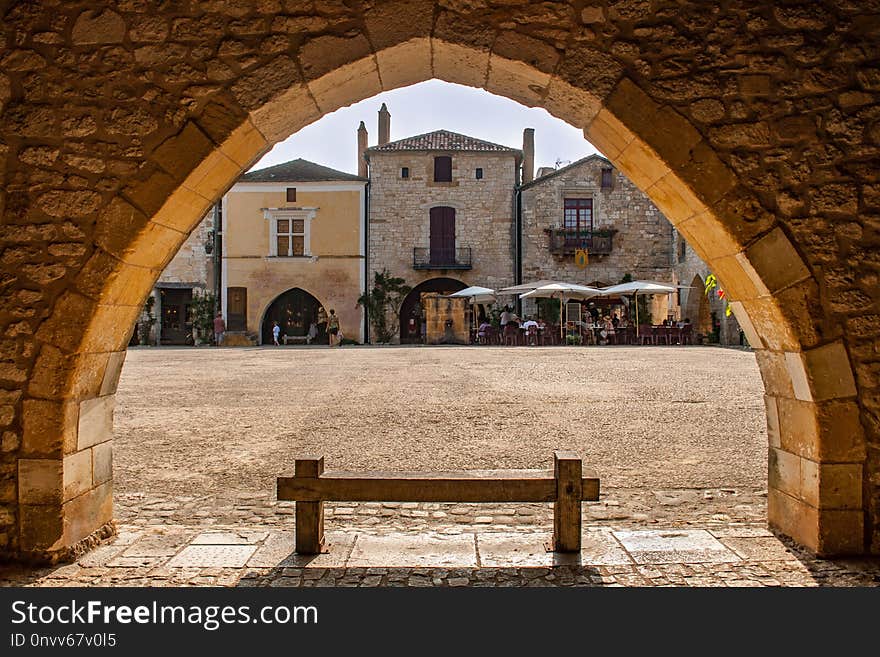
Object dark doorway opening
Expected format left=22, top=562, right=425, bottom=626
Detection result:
left=158, top=287, right=193, bottom=345
left=262, top=287, right=327, bottom=345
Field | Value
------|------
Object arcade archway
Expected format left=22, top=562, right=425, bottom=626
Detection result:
left=0, top=2, right=873, bottom=560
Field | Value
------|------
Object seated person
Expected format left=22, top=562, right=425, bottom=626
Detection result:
left=477, top=320, right=492, bottom=339
left=521, top=316, right=538, bottom=330
left=611, top=313, right=620, bottom=329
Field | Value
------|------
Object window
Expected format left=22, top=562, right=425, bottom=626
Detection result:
left=601, top=168, right=613, bottom=189
left=286, top=187, right=297, bottom=202
left=401, top=167, right=409, bottom=179
left=434, top=156, right=452, bottom=182
left=264, top=207, right=317, bottom=257
left=276, top=217, right=305, bottom=256
left=678, top=238, right=687, bottom=263
left=563, top=198, right=593, bottom=238
left=475, top=167, right=483, bottom=180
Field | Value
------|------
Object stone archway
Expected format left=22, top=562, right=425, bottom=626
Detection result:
left=399, top=277, right=467, bottom=343
left=683, top=275, right=712, bottom=338
left=260, top=287, right=326, bottom=346
left=0, top=2, right=874, bottom=561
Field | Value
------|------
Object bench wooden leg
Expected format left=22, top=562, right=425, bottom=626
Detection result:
left=553, top=450, right=582, bottom=552
left=294, top=457, right=326, bottom=554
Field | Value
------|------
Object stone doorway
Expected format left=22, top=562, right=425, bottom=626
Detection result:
left=399, top=278, right=467, bottom=344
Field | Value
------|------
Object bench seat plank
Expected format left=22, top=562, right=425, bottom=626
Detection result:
left=277, top=469, right=599, bottom=503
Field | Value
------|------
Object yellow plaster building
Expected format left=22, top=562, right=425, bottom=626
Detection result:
left=221, top=159, right=367, bottom=344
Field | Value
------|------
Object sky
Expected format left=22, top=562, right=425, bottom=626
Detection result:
left=249, top=79, right=599, bottom=175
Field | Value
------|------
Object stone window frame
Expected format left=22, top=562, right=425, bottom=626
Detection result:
left=263, top=207, right=318, bottom=257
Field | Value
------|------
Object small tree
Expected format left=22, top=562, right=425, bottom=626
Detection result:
left=357, top=269, right=411, bottom=343
left=190, top=289, right=217, bottom=345
left=138, top=295, right=156, bottom=345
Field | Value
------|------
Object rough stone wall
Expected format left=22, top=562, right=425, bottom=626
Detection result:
left=368, top=150, right=517, bottom=302
left=156, top=209, right=213, bottom=289
left=0, top=0, right=877, bottom=558
left=521, top=157, right=674, bottom=288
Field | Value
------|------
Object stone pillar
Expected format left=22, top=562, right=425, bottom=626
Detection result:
left=522, top=128, right=535, bottom=184
left=378, top=103, right=391, bottom=146
left=357, top=121, right=369, bottom=178
left=18, top=352, right=125, bottom=562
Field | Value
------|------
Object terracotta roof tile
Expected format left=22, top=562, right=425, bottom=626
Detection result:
left=240, top=158, right=366, bottom=183
left=366, top=130, right=521, bottom=155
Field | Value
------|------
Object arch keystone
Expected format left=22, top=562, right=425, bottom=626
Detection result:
left=375, top=38, right=432, bottom=91
left=432, top=40, right=490, bottom=89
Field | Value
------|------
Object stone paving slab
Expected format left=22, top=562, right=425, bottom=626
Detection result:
left=248, top=531, right=355, bottom=569
left=612, top=529, right=741, bottom=564
left=191, top=530, right=269, bottom=545
left=167, top=545, right=258, bottom=568
left=347, top=532, right=478, bottom=568
left=719, top=537, right=798, bottom=562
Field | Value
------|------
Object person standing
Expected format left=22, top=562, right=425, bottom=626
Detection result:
left=213, top=312, right=226, bottom=346
left=327, top=309, right=340, bottom=346
left=500, top=306, right=511, bottom=329
left=272, top=320, right=281, bottom=346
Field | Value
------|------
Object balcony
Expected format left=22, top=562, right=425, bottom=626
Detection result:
left=545, top=228, right=615, bottom=255
left=413, top=247, right=472, bottom=270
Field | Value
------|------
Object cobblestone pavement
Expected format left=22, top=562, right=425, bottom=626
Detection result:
left=3, top=490, right=879, bottom=587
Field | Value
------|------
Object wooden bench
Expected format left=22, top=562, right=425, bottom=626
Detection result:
left=277, top=451, right=599, bottom=554
left=282, top=334, right=311, bottom=345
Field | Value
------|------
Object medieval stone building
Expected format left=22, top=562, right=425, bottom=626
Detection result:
left=364, top=105, right=521, bottom=342
left=520, top=154, right=675, bottom=323
left=361, top=105, right=737, bottom=343
left=221, top=159, right=367, bottom=345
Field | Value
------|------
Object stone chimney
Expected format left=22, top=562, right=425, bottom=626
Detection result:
left=357, top=121, right=368, bottom=178
left=378, top=103, right=391, bottom=146
left=522, top=128, right=535, bottom=184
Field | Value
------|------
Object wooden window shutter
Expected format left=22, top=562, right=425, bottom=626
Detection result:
left=434, top=156, right=452, bottom=182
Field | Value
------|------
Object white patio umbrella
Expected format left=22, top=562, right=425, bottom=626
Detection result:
left=598, top=281, right=676, bottom=338
left=448, top=285, right=497, bottom=305
left=496, top=279, right=560, bottom=295
left=519, top=283, right=603, bottom=339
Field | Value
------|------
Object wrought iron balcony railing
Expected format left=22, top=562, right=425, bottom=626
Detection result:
left=546, top=228, right=614, bottom=255
left=413, top=247, right=473, bottom=270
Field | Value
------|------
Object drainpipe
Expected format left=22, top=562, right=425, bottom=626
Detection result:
left=212, top=201, right=221, bottom=312
left=364, top=180, right=370, bottom=344
left=514, top=185, right=523, bottom=316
